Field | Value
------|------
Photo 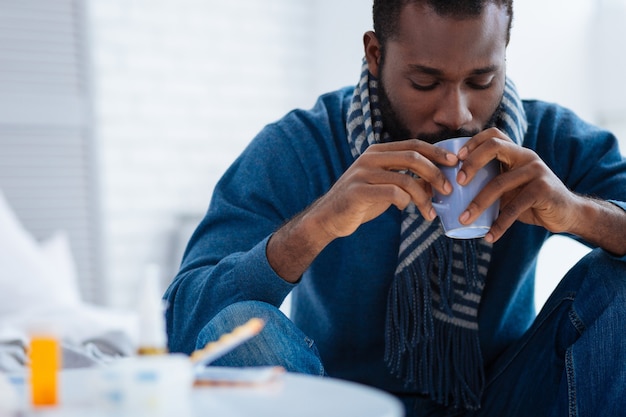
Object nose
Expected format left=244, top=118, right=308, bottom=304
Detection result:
left=433, top=86, right=473, bottom=131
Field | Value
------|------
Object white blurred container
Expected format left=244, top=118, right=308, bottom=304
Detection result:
left=87, top=354, right=193, bottom=416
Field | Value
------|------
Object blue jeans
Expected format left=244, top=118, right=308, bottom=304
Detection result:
left=195, top=249, right=626, bottom=417
left=196, top=300, right=326, bottom=376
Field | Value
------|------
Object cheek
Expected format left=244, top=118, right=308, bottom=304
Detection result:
left=472, top=88, right=504, bottom=125
left=403, top=102, right=433, bottom=132
left=483, top=76, right=506, bottom=111
left=382, top=77, right=427, bottom=119
left=392, top=90, right=436, bottom=130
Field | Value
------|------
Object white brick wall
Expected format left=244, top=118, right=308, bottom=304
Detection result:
left=89, top=0, right=320, bottom=307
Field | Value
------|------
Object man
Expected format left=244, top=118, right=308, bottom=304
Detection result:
left=164, top=0, right=626, bottom=415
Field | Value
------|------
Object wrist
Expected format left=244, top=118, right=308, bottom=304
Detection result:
left=568, top=196, right=626, bottom=256
left=266, top=203, right=336, bottom=283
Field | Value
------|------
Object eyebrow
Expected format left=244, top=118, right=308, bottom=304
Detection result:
left=408, top=64, right=500, bottom=76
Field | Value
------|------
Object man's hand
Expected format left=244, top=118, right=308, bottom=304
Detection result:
left=456, top=128, right=626, bottom=256
left=267, top=139, right=458, bottom=282
left=315, top=139, right=457, bottom=238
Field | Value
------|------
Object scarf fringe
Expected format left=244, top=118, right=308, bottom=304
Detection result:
left=385, top=238, right=485, bottom=410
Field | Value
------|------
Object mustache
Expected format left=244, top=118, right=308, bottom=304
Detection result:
left=415, top=103, right=503, bottom=144
left=415, top=128, right=479, bottom=144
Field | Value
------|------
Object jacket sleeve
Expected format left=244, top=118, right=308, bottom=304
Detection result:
left=163, top=121, right=316, bottom=354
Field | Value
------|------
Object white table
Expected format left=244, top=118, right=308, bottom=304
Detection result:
left=192, top=373, right=404, bottom=417
left=16, top=369, right=405, bottom=417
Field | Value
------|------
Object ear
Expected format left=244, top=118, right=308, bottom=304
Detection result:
left=363, top=31, right=382, bottom=78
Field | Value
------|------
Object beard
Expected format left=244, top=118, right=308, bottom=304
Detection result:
left=376, top=58, right=504, bottom=144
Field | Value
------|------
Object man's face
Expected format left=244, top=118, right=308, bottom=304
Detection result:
left=366, top=3, right=509, bottom=143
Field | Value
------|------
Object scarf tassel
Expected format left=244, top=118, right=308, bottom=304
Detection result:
left=385, top=238, right=486, bottom=410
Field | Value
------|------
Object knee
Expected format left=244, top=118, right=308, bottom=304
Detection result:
left=572, top=248, right=626, bottom=295
left=194, top=300, right=325, bottom=375
left=196, top=300, right=287, bottom=349
left=568, top=248, right=626, bottom=324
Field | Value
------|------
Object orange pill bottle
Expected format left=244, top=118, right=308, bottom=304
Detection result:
left=28, top=334, right=61, bottom=407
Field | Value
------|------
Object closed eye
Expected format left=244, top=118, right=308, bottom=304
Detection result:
left=467, top=81, right=493, bottom=90
left=410, top=81, right=438, bottom=91
left=467, top=75, right=495, bottom=90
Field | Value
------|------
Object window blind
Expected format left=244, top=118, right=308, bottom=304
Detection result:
left=0, top=0, right=101, bottom=303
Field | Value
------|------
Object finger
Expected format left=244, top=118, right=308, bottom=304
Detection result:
left=360, top=148, right=453, bottom=196
left=456, top=130, right=519, bottom=186
left=351, top=181, right=436, bottom=223
left=459, top=166, right=533, bottom=225
left=457, top=128, right=512, bottom=158
left=367, top=139, right=459, bottom=167
left=413, top=179, right=438, bottom=221
left=361, top=182, right=413, bottom=210
left=385, top=183, right=436, bottom=221
left=486, top=185, right=536, bottom=242
left=363, top=170, right=437, bottom=220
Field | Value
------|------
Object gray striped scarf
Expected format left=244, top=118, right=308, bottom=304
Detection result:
left=346, top=59, right=527, bottom=410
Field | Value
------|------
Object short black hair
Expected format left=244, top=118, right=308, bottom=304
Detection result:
left=373, top=0, right=514, bottom=45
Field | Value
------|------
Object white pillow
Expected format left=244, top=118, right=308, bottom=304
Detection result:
left=40, top=231, right=82, bottom=306
left=0, top=191, right=81, bottom=316
left=0, top=191, right=141, bottom=349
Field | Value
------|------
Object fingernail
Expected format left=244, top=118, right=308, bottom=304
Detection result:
left=446, top=152, right=458, bottom=163
left=459, top=210, right=470, bottom=223
left=444, top=181, right=453, bottom=194
left=485, top=233, right=494, bottom=243
left=458, top=147, right=468, bottom=160
left=457, top=170, right=467, bottom=185
left=429, top=207, right=437, bottom=220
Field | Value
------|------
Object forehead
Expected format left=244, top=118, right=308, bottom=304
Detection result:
left=388, top=2, right=509, bottom=74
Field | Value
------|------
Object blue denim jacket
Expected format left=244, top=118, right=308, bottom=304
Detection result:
left=164, top=87, right=626, bottom=394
